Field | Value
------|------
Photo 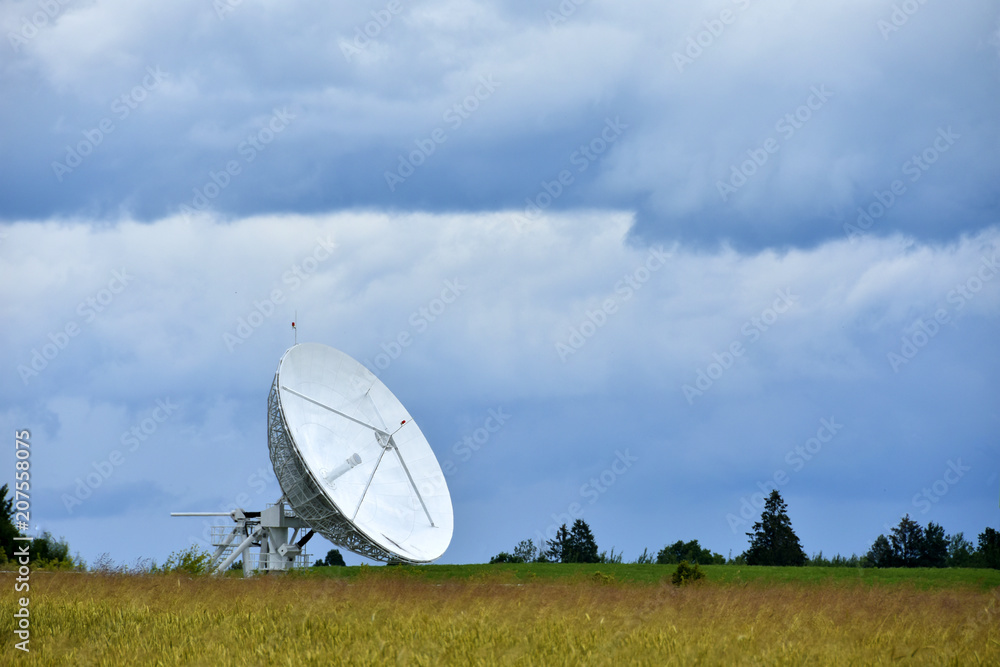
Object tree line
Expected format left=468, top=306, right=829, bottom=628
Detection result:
left=2, top=484, right=996, bottom=571
left=0, top=484, right=77, bottom=569
left=490, top=491, right=1000, bottom=569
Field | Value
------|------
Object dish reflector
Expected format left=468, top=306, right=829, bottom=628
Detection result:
left=267, top=343, right=453, bottom=563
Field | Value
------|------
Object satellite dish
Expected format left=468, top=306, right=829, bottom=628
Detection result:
left=172, top=342, right=453, bottom=572
left=267, top=343, right=453, bottom=564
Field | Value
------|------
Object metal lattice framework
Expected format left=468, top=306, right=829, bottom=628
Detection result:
left=208, top=519, right=311, bottom=574
left=267, top=375, right=399, bottom=563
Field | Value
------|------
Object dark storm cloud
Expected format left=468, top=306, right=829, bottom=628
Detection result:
left=1, top=1, right=996, bottom=248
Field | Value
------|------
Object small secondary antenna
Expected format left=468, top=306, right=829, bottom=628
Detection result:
left=292, top=311, right=297, bottom=345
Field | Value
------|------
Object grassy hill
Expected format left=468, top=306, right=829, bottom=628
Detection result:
left=301, top=561, right=1000, bottom=590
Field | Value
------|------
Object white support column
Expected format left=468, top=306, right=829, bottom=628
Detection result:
left=259, top=532, right=270, bottom=572
left=215, top=528, right=262, bottom=575
left=208, top=527, right=242, bottom=571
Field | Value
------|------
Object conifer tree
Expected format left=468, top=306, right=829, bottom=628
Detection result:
left=544, top=524, right=571, bottom=563
left=743, top=490, right=806, bottom=566
left=889, top=514, right=924, bottom=567
left=568, top=519, right=600, bottom=564
left=543, top=521, right=600, bottom=563
left=920, top=522, right=948, bottom=568
left=978, top=527, right=1000, bottom=569
left=0, top=485, right=20, bottom=561
left=866, top=534, right=896, bottom=567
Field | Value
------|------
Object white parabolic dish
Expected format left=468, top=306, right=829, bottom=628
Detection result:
left=267, top=343, right=453, bottom=563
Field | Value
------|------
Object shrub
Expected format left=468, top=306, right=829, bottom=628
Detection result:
left=592, top=571, right=616, bottom=584
left=657, top=539, right=725, bottom=565
left=671, top=560, right=705, bottom=586
left=632, top=548, right=654, bottom=564
left=599, top=548, right=623, bottom=564
left=489, top=551, right=525, bottom=564
left=314, top=549, right=346, bottom=567
left=159, top=545, right=212, bottom=576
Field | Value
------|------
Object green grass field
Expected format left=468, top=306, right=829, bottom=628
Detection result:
left=3, top=564, right=998, bottom=665
left=302, top=561, right=1000, bottom=590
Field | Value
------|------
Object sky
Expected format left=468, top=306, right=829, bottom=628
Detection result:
left=1, top=0, right=998, bottom=568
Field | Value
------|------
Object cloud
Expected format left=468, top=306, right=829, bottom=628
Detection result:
left=2, top=1, right=997, bottom=568
left=1, top=1, right=996, bottom=247
left=2, top=211, right=997, bottom=563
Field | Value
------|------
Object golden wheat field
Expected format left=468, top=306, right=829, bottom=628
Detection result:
left=2, top=569, right=998, bottom=666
